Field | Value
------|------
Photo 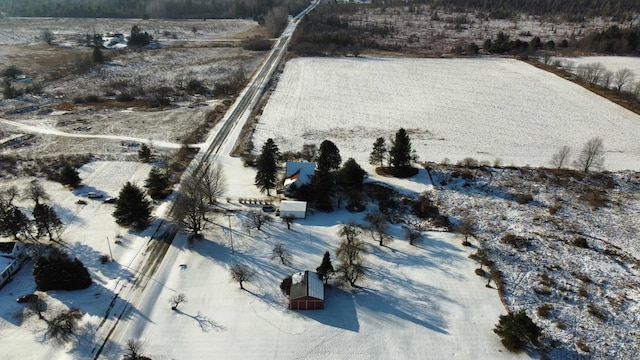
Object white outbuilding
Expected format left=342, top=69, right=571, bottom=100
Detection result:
left=279, top=200, right=307, bottom=219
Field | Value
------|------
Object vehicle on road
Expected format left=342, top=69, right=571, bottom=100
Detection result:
left=103, top=197, right=117, bottom=204
left=262, top=204, right=276, bottom=212
left=87, top=192, right=103, bottom=199
left=16, top=294, right=38, bottom=303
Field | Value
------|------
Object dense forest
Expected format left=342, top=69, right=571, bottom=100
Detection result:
left=0, top=0, right=308, bottom=20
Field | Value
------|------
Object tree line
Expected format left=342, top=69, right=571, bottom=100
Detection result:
left=0, top=0, right=308, bottom=21
left=381, top=0, right=640, bottom=21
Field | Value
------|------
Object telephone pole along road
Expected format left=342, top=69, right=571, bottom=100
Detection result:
left=92, top=2, right=320, bottom=358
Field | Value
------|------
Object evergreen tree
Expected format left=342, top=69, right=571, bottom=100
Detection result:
left=0, top=206, right=28, bottom=239
left=113, top=182, right=151, bottom=229
left=493, top=310, right=542, bottom=352
left=144, top=166, right=170, bottom=199
left=389, top=128, right=412, bottom=169
left=138, top=143, right=152, bottom=163
left=337, top=158, right=366, bottom=191
left=92, top=46, right=104, bottom=63
left=33, top=203, right=62, bottom=241
left=129, top=25, right=152, bottom=47
left=59, top=164, right=82, bottom=188
left=316, top=251, right=334, bottom=284
left=369, top=137, right=387, bottom=167
left=33, top=251, right=91, bottom=291
left=317, top=140, right=341, bottom=172
left=254, top=138, right=280, bottom=196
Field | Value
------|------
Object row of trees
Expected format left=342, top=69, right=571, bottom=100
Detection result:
left=369, top=128, right=416, bottom=171
left=551, top=137, right=605, bottom=173
left=0, top=0, right=309, bottom=23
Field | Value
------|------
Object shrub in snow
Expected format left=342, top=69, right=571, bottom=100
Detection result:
left=33, top=251, right=91, bottom=291
left=537, top=304, right=553, bottom=318
left=516, top=193, right=533, bottom=204
left=493, top=310, right=541, bottom=352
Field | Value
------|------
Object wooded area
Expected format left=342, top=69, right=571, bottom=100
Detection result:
left=0, top=0, right=307, bottom=20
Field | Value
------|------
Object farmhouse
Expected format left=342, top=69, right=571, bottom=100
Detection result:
left=283, top=162, right=315, bottom=196
left=279, top=200, right=307, bottom=219
left=289, top=270, right=324, bottom=310
left=0, top=241, right=27, bottom=289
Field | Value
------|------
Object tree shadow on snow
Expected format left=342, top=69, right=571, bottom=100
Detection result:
left=173, top=309, right=226, bottom=332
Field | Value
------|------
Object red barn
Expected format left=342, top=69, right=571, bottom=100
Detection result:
left=289, top=270, right=324, bottom=310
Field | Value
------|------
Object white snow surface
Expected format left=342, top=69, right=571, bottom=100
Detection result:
left=255, top=57, right=640, bottom=171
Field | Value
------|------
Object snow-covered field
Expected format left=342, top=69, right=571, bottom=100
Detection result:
left=256, top=57, right=640, bottom=171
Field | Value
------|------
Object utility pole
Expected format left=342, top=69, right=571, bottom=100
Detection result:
left=226, top=213, right=234, bottom=254
left=106, top=236, right=114, bottom=261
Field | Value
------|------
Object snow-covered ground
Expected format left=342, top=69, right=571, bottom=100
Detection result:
left=255, top=57, right=640, bottom=171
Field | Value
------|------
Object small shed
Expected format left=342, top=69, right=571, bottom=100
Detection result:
left=289, top=270, right=324, bottom=310
left=279, top=200, right=307, bottom=219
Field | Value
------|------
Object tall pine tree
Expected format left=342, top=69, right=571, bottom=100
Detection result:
left=316, top=251, right=334, bottom=284
left=369, top=137, right=387, bottom=167
left=254, top=138, right=280, bottom=196
left=389, top=128, right=412, bottom=169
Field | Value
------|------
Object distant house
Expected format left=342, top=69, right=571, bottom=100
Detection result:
left=289, top=270, right=324, bottom=310
left=283, top=162, right=315, bottom=195
left=279, top=200, right=307, bottom=219
left=0, top=241, right=27, bottom=289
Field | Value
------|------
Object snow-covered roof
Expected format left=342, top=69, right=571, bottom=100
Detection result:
left=280, top=200, right=307, bottom=213
left=284, top=162, right=315, bottom=187
left=290, top=270, right=324, bottom=301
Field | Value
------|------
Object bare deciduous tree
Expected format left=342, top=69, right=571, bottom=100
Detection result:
left=550, top=146, right=571, bottom=169
left=46, top=308, right=82, bottom=343
left=455, top=216, right=476, bottom=246
left=574, top=137, right=605, bottom=173
left=124, top=339, right=145, bottom=360
left=229, top=264, right=255, bottom=290
left=336, top=222, right=366, bottom=287
left=271, top=243, right=292, bottom=265
left=614, top=68, right=634, bottom=94
left=404, top=227, right=421, bottom=246
left=601, top=70, right=613, bottom=89
left=24, top=181, right=50, bottom=206
left=282, top=215, right=294, bottom=230
left=170, top=168, right=209, bottom=238
left=192, top=162, right=226, bottom=204
left=243, top=211, right=272, bottom=231
left=169, top=293, right=187, bottom=310
left=364, top=211, right=391, bottom=246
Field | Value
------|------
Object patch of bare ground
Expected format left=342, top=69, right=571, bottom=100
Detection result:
left=429, top=162, right=640, bottom=358
left=0, top=18, right=268, bottom=169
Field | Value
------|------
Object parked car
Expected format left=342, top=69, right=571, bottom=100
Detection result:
left=262, top=204, right=276, bottom=213
left=103, top=197, right=117, bottom=204
left=87, top=192, right=103, bottom=199
left=76, top=199, right=87, bottom=205
left=16, top=294, right=38, bottom=303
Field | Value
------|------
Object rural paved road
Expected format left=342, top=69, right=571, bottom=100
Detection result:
left=91, top=2, right=320, bottom=358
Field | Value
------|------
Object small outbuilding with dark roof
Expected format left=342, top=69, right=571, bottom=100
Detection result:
left=289, top=270, right=324, bottom=310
